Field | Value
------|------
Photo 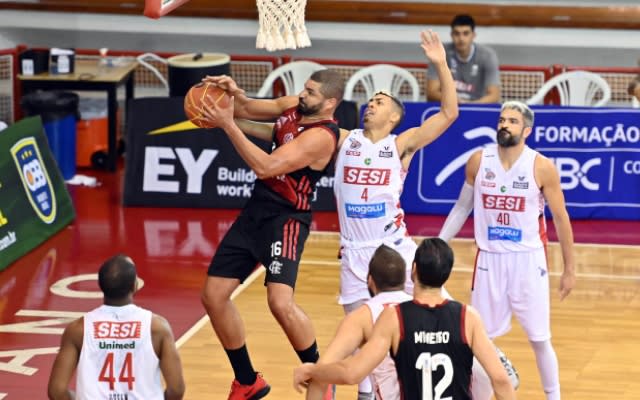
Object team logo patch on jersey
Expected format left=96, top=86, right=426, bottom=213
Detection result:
left=378, top=151, right=393, bottom=158
left=343, top=166, right=391, bottom=185
left=349, top=138, right=362, bottom=149
left=481, top=180, right=496, bottom=188
left=488, top=226, right=522, bottom=242
left=93, top=321, right=142, bottom=339
left=10, top=137, right=57, bottom=224
left=283, top=132, right=294, bottom=143
left=268, top=260, right=283, bottom=275
left=345, top=202, right=385, bottom=218
left=512, top=181, right=529, bottom=189
left=378, top=145, right=393, bottom=158
left=484, top=168, right=495, bottom=180
left=482, top=194, right=525, bottom=211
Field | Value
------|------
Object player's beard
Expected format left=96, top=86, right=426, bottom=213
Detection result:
left=497, top=128, right=522, bottom=148
left=367, top=282, right=375, bottom=298
left=297, top=98, right=322, bottom=116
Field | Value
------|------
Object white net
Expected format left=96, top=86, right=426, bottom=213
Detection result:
left=256, top=0, right=311, bottom=51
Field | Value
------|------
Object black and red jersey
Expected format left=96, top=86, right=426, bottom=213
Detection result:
left=392, top=299, right=474, bottom=400
left=252, top=107, right=339, bottom=211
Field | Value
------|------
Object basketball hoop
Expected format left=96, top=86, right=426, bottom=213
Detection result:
left=144, top=0, right=192, bottom=19
left=256, top=0, right=311, bottom=52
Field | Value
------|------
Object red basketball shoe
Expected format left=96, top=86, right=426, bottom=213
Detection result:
left=227, top=373, right=271, bottom=400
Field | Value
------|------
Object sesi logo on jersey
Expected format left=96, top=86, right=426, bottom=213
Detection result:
left=482, top=194, right=526, bottom=212
left=94, top=321, right=142, bottom=339
left=343, top=166, right=391, bottom=185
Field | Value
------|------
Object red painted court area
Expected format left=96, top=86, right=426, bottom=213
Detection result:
left=1, top=168, right=639, bottom=399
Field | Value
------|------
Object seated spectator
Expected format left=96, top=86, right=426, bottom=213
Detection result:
left=426, top=14, right=501, bottom=104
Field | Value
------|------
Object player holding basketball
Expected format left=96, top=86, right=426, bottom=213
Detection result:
left=47, top=254, right=185, bottom=400
left=199, top=69, right=345, bottom=399
left=231, top=30, right=516, bottom=399
left=439, top=100, right=576, bottom=399
left=294, top=238, right=517, bottom=400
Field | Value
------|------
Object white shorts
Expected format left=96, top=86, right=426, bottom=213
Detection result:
left=471, top=248, right=550, bottom=341
left=339, top=237, right=416, bottom=305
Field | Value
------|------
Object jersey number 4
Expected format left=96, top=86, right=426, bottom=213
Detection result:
left=415, top=352, right=453, bottom=400
left=361, top=188, right=369, bottom=202
left=99, top=352, right=135, bottom=390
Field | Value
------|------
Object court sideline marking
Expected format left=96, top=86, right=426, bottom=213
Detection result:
left=176, top=232, right=639, bottom=347
left=176, top=266, right=265, bottom=348
left=310, top=232, right=640, bottom=281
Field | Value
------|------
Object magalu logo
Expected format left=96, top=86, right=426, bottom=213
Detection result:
left=11, top=137, right=57, bottom=224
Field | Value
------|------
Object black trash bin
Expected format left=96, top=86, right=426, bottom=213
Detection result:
left=21, top=91, right=79, bottom=180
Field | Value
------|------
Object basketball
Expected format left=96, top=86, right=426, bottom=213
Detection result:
left=183, top=82, right=231, bottom=129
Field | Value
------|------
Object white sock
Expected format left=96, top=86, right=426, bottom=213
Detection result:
left=470, top=357, right=494, bottom=400
left=357, top=376, right=373, bottom=397
left=530, top=340, right=561, bottom=400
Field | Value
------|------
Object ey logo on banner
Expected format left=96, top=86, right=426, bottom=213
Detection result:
left=10, top=137, right=57, bottom=224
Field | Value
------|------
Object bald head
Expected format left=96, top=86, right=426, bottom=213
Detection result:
left=98, top=254, right=137, bottom=301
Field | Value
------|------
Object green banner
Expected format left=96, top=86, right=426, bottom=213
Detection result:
left=0, top=116, right=75, bottom=271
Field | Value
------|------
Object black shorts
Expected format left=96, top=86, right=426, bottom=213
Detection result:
left=207, top=206, right=310, bottom=288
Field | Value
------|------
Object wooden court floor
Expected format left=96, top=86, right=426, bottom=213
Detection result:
left=178, top=232, right=640, bottom=400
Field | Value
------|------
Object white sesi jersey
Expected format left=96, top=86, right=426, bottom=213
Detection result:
left=366, top=290, right=412, bottom=400
left=77, top=304, right=163, bottom=400
left=473, top=144, right=547, bottom=252
left=334, top=129, right=408, bottom=243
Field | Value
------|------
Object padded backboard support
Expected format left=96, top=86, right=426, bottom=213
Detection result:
left=144, top=0, right=191, bottom=19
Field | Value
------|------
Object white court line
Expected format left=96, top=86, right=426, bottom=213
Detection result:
left=176, top=266, right=265, bottom=348
left=176, top=231, right=638, bottom=347
left=301, top=259, right=640, bottom=281
left=311, top=230, right=640, bottom=249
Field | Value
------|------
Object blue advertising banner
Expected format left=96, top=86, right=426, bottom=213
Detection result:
left=396, top=104, right=640, bottom=220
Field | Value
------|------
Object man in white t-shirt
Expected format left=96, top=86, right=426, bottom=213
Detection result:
left=47, top=254, right=185, bottom=400
left=439, top=101, right=576, bottom=400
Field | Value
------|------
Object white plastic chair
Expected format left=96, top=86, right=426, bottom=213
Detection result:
left=343, top=64, right=420, bottom=102
left=256, top=61, right=326, bottom=98
left=526, top=70, right=611, bottom=107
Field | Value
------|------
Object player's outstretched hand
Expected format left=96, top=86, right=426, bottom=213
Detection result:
left=202, top=75, right=245, bottom=96
left=421, top=29, right=446, bottom=65
left=293, top=363, right=314, bottom=393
